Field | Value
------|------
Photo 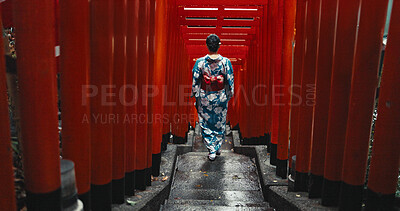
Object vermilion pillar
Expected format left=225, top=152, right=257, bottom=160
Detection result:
left=14, top=0, right=61, bottom=209
left=89, top=0, right=114, bottom=209
left=112, top=0, right=127, bottom=204
left=276, top=0, right=296, bottom=179
left=294, top=0, right=320, bottom=192
left=339, top=0, right=389, bottom=209
left=125, top=0, right=139, bottom=196
left=263, top=2, right=272, bottom=143
left=163, top=4, right=176, bottom=147
left=152, top=0, right=167, bottom=178
left=289, top=0, right=306, bottom=173
left=246, top=42, right=256, bottom=142
left=242, top=46, right=249, bottom=140
left=366, top=2, right=400, bottom=209
left=255, top=24, right=264, bottom=141
left=0, top=11, right=16, bottom=210
left=308, top=0, right=337, bottom=198
left=322, top=0, right=361, bottom=206
left=146, top=0, right=156, bottom=187
left=265, top=0, right=273, bottom=147
left=59, top=0, right=91, bottom=209
left=135, top=0, right=150, bottom=191
left=270, top=0, right=281, bottom=165
left=258, top=22, right=266, bottom=141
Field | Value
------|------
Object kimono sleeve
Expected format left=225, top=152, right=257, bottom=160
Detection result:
left=191, top=59, right=202, bottom=98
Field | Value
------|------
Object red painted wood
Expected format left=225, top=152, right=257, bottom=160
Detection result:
left=136, top=0, right=150, bottom=171
left=176, top=0, right=268, bottom=6
left=271, top=0, right=282, bottom=145
left=1, top=0, right=13, bottom=28
left=178, top=6, right=263, bottom=18
left=89, top=0, right=114, bottom=186
left=277, top=0, right=296, bottom=162
left=14, top=0, right=61, bottom=193
left=341, top=0, right=389, bottom=188
left=265, top=0, right=273, bottom=136
left=181, top=26, right=257, bottom=34
left=183, top=34, right=254, bottom=40
left=125, top=0, right=139, bottom=175
left=152, top=0, right=168, bottom=155
left=256, top=21, right=265, bottom=138
left=0, top=9, right=16, bottom=210
left=289, top=0, right=306, bottom=170
left=295, top=0, right=320, bottom=174
left=146, top=0, right=156, bottom=175
left=259, top=4, right=268, bottom=137
left=323, top=0, right=361, bottom=182
left=59, top=0, right=91, bottom=194
left=185, top=40, right=250, bottom=46
left=367, top=0, right=400, bottom=195
left=112, top=0, right=127, bottom=181
left=179, top=17, right=260, bottom=26
left=309, top=0, right=338, bottom=178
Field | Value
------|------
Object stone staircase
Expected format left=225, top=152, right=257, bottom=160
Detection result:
left=161, top=126, right=272, bottom=210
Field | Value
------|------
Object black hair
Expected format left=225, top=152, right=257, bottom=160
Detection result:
left=206, top=34, right=220, bottom=53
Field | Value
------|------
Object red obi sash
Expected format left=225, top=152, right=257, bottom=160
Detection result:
left=201, top=74, right=225, bottom=91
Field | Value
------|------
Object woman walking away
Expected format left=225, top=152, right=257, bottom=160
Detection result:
left=191, top=34, right=234, bottom=161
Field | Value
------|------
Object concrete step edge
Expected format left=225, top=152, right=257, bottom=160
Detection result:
left=162, top=204, right=273, bottom=211
left=166, top=199, right=270, bottom=206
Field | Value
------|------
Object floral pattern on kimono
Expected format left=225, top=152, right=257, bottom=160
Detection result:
left=191, top=54, right=234, bottom=154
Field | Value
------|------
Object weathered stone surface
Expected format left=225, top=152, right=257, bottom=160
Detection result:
left=168, top=199, right=270, bottom=208
left=268, top=186, right=337, bottom=211
left=112, top=145, right=177, bottom=211
left=255, top=146, right=288, bottom=188
left=176, top=152, right=257, bottom=173
left=171, top=171, right=261, bottom=191
left=162, top=204, right=272, bottom=211
left=163, top=128, right=270, bottom=210
left=169, top=189, right=265, bottom=202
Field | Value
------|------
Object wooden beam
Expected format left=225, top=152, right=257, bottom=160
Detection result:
left=179, top=17, right=260, bottom=26
left=178, top=6, right=264, bottom=18
left=176, top=0, right=268, bottom=6
left=185, top=39, right=250, bottom=45
left=181, top=25, right=256, bottom=34
left=183, top=33, right=254, bottom=40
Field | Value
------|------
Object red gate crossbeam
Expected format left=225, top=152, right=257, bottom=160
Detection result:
left=189, top=54, right=246, bottom=61
left=178, top=6, right=264, bottom=18
left=183, top=34, right=254, bottom=40
left=179, top=17, right=260, bottom=26
left=186, top=45, right=248, bottom=56
left=181, top=26, right=257, bottom=34
left=185, top=39, right=250, bottom=45
left=176, top=0, right=268, bottom=6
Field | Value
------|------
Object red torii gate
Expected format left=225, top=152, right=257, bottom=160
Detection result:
left=0, top=0, right=399, bottom=210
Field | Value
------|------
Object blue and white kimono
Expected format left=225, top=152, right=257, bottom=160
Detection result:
left=191, top=54, right=234, bottom=154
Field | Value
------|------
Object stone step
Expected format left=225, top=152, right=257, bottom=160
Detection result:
left=171, top=171, right=261, bottom=191
left=166, top=199, right=270, bottom=208
left=176, top=152, right=257, bottom=173
left=168, top=189, right=265, bottom=202
left=162, top=203, right=273, bottom=211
